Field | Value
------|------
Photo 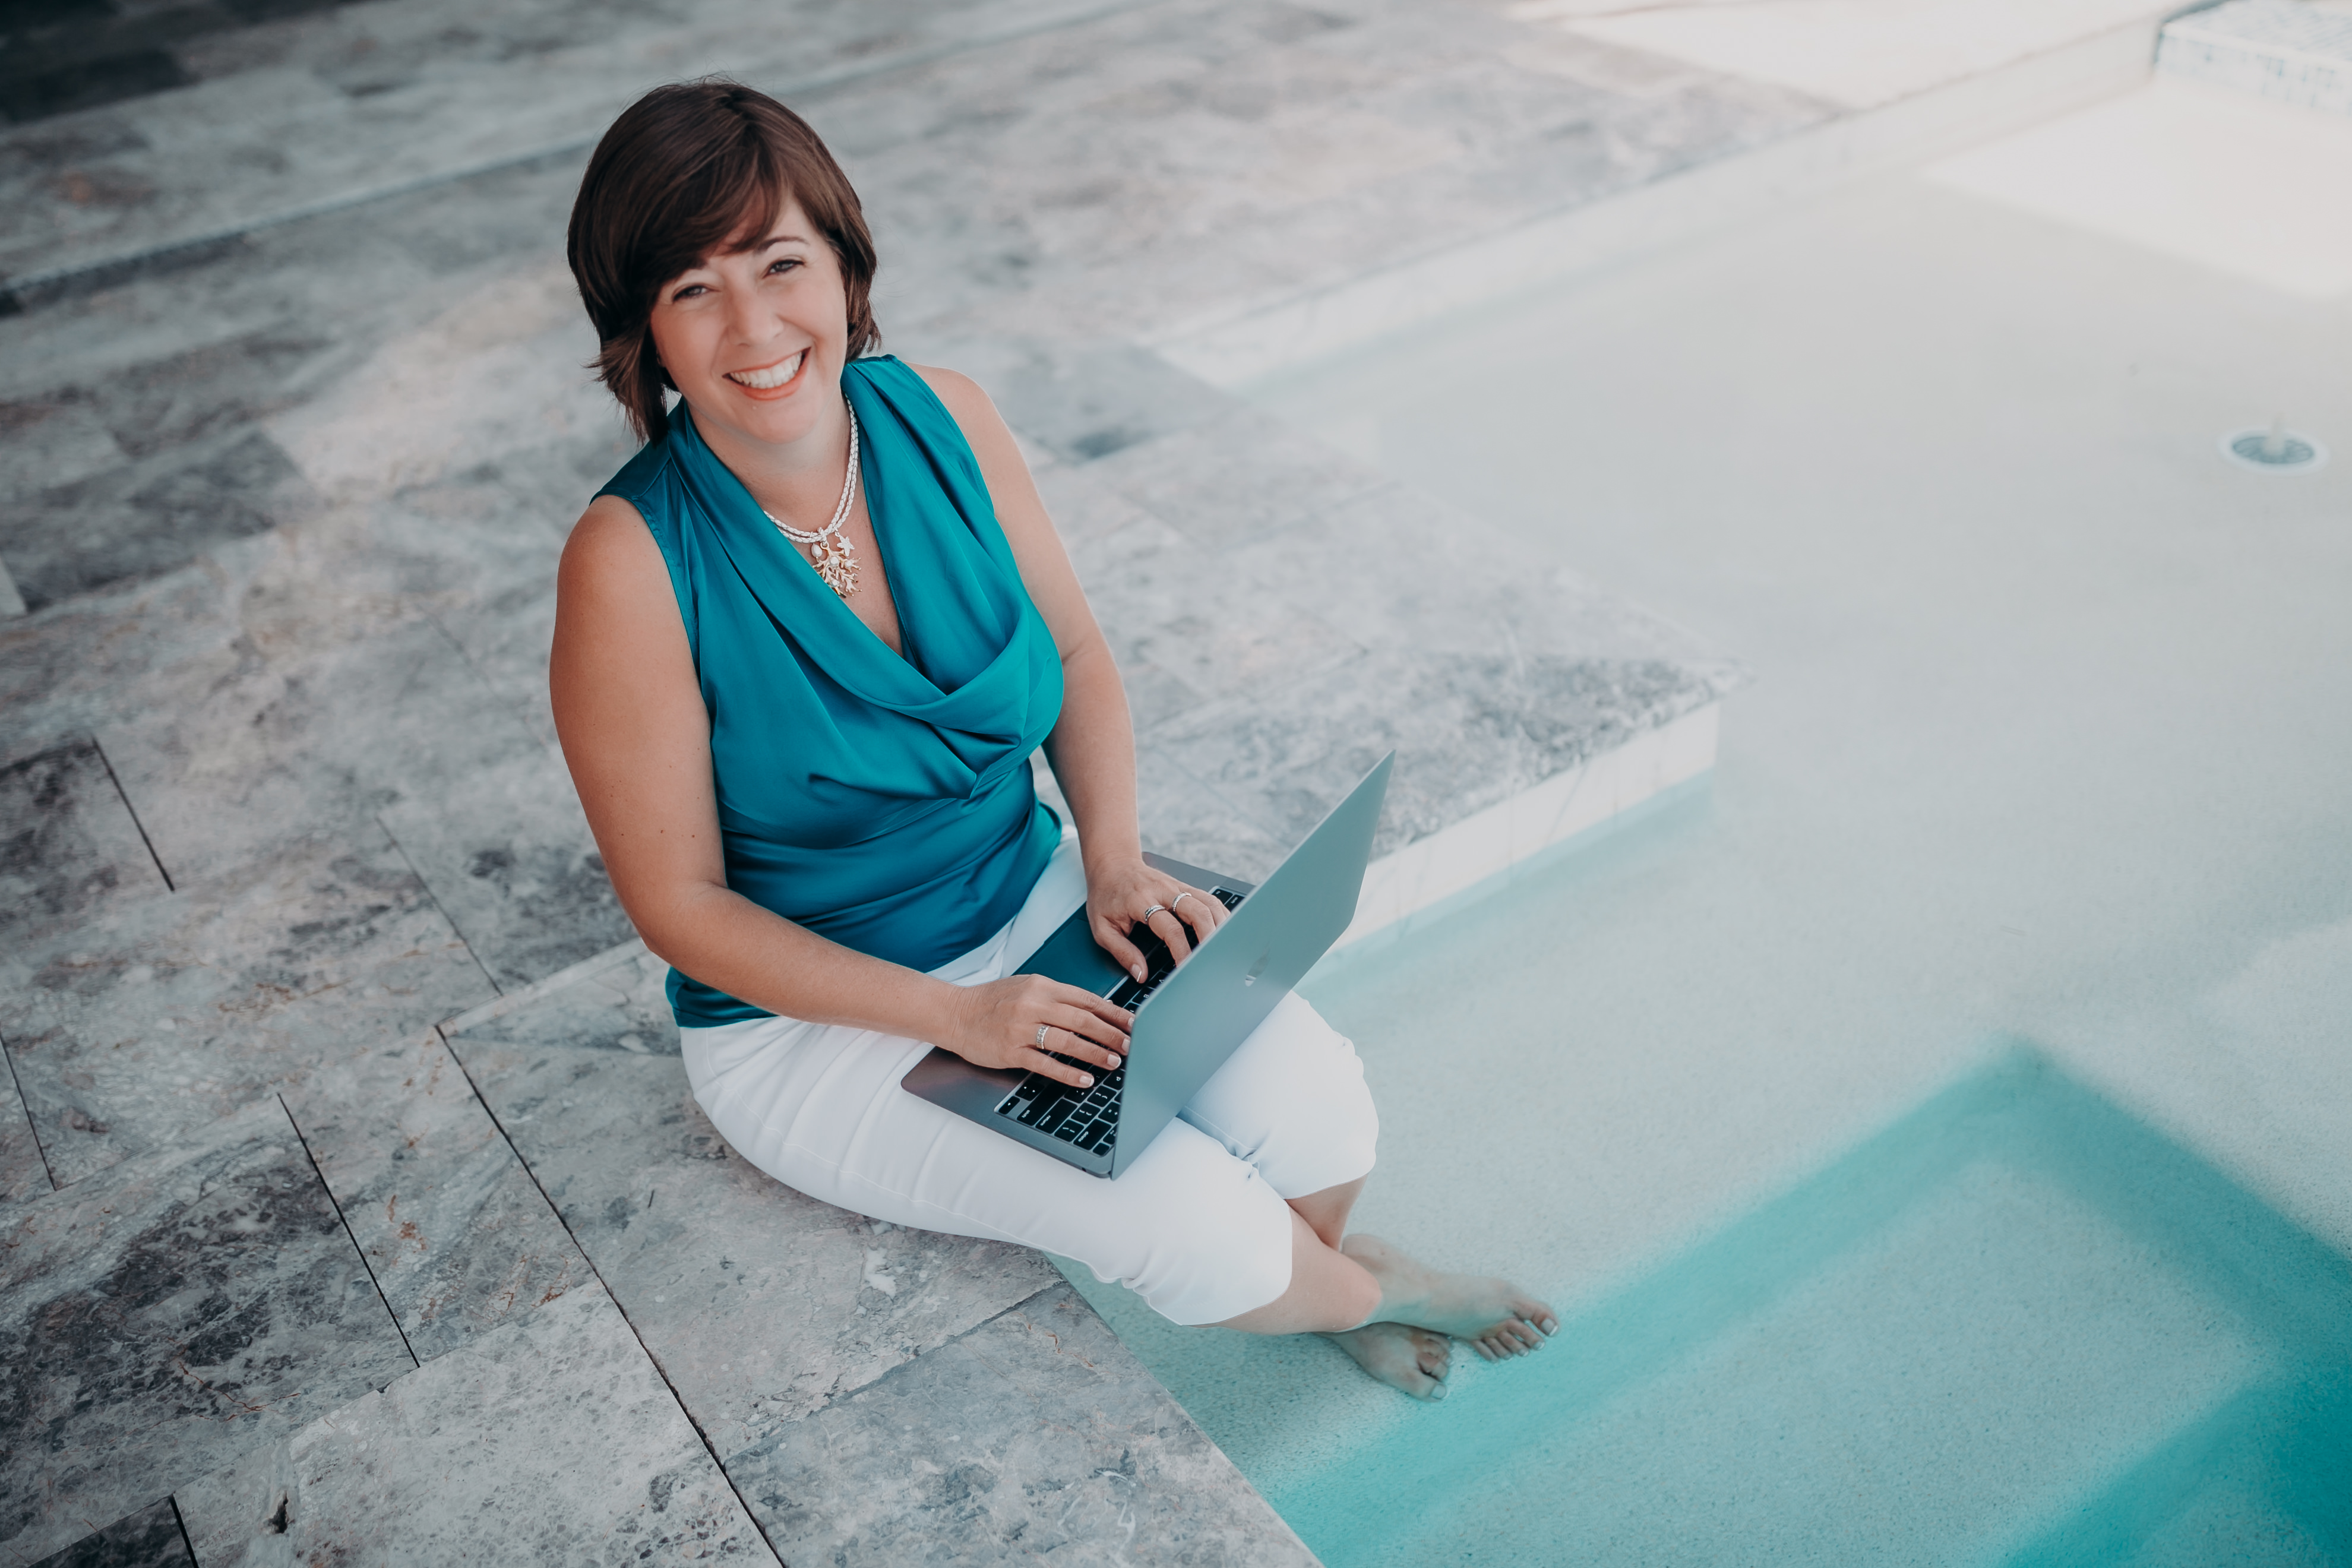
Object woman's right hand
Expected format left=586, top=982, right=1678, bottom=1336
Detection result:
left=938, top=975, right=1133, bottom=1090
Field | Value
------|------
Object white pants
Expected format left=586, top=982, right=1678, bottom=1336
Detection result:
left=679, top=834, right=1379, bottom=1326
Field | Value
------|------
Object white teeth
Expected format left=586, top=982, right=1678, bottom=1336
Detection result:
left=729, top=352, right=804, bottom=390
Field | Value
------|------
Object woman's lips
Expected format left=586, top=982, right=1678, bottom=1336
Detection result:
left=724, top=349, right=807, bottom=400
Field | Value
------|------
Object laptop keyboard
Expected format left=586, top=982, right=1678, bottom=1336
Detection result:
left=995, top=886, right=1245, bottom=1155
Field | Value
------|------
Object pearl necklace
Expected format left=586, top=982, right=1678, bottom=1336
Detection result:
left=760, top=398, right=861, bottom=598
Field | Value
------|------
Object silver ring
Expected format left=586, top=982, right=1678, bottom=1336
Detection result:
left=1035, top=1024, right=1051, bottom=1048
left=1142, top=905, right=1166, bottom=921
left=1171, top=892, right=1196, bottom=912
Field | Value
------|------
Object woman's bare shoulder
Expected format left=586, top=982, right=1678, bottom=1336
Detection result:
left=908, top=362, right=1007, bottom=433
left=562, top=493, right=666, bottom=592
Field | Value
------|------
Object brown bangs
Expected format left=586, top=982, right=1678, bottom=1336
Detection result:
left=567, top=80, right=881, bottom=444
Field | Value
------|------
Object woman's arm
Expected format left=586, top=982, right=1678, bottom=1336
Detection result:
left=549, top=495, right=1127, bottom=1086
left=912, top=366, right=1229, bottom=979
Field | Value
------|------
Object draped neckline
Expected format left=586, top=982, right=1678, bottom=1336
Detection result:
left=662, top=357, right=1048, bottom=761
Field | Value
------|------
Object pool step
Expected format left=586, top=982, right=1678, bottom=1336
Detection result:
left=2158, top=0, right=2352, bottom=115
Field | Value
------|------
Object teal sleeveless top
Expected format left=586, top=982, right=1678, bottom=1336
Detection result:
left=597, top=356, right=1065, bottom=1028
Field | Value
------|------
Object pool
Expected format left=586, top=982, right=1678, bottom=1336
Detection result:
left=1060, top=77, right=2352, bottom=1566
left=1263, top=1049, right=2352, bottom=1565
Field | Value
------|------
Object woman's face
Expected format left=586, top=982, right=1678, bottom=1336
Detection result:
left=646, top=192, right=848, bottom=451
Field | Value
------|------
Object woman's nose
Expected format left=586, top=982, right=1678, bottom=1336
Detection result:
left=724, top=284, right=773, bottom=346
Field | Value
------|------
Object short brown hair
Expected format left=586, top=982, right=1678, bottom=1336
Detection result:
left=567, top=80, right=881, bottom=444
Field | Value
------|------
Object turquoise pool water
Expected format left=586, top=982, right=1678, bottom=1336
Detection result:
left=1058, top=121, right=2352, bottom=1565
left=1262, top=1050, right=2352, bottom=1566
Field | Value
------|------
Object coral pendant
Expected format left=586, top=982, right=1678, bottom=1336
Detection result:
left=810, top=537, right=859, bottom=598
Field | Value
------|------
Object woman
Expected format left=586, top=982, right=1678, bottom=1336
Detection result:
left=551, top=80, right=1555, bottom=1401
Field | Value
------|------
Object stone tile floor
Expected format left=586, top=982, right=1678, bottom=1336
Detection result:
left=0, top=0, right=2066, bottom=1557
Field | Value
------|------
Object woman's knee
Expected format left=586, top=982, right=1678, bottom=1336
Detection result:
left=1093, top=1133, right=1298, bottom=1326
left=1220, top=997, right=1380, bottom=1196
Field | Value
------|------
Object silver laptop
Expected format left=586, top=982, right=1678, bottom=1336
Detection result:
left=901, top=753, right=1393, bottom=1178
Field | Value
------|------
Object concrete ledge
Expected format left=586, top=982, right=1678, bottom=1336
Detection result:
left=1341, top=701, right=1718, bottom=949
left=2158, top=0, right=2352, bottom=115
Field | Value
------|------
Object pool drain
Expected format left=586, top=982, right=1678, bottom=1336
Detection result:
left=2221, top=422, right=2328, bottom=473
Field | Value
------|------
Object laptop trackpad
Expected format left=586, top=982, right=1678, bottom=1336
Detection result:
left=1015, top=905, right=1131, bottom=995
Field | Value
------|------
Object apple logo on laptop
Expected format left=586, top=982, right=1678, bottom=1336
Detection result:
left=1244, top=949, right=1269, bottom=986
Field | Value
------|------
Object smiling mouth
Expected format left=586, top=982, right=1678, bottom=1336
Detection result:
left=726, top=350, right=805, bottom=390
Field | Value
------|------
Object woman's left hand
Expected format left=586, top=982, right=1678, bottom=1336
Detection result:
left=1086, top=856, right=1228, bottom=984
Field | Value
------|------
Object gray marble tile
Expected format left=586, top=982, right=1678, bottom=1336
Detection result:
left=280, top=1029, right=591, bottom=1365
left=443, top=940, right=679, bottom=1058
left=0, top=423, right=600, bottom=773
left=0, top=216, right=429, bottom=407
left=0, top=739, right=169, bottom=944
left=0, top=431, right=319, bottom=614
left=1152, top=641, right=1723, bottom=856
left=361, top=146, right=592, bottom=278
left=1133, top=741, right=1294, bottom=886
left=1080, top=407, right=1387, bottom=550
left=26, top=1498, right=191, bottom=1568
left=0, top=1098, right=414, bottom=1567
left=378, top=741, right=634, bottom=994
left=0, top=565, right=242, bottom=780
left=724, top=1283, right=1317, bottom=1567
left=1222, top=480, right=1749, bottom=675
left=92, top=614, right=538, bottom=889
left=1102, top=477, right=1744, bottom=859
left=175, top=1282, right=779, bottom=1568
left=1497, top=28, right=1714, bottom=99
left=0, top=829, right=492, bottom=1188
left=84, top=327, right=344, bottom=464
left=451, top=1035, right=1059, bottom=1458
left=909, top=337, right=1235, bottom=464
left=861, top=0, right=1823, bottom=349
left=0, top=397, right=127, bottom=495
left=0, top=0, right=1165, bottom=286
left=1072, top=513, right=1367, bottom=734
left=1028, top=453, right=1166, bottom=548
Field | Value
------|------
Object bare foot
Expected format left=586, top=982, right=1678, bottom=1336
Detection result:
left=1324, top=1320, right=1453, bottom=1401
left=1342, top=1234, right=1559, bottom=1362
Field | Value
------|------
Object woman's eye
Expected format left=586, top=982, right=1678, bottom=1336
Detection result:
left=671, top=283, right=706, bottom=302
left=767, top=257, right=800, bottom=276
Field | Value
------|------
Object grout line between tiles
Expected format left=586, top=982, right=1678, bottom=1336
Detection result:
left=166, top=1495, right=197, bottom=1565
left=0, top=1027, right=59, bottom=1193
left=440, top=936, right=651, bottom=1035
left=279, top=1092, right=421, bottom=1374
left=91, top=734, right=175, bottom=893
left=434, top=1025, right=788, bottom=1566
left=380, top=815, right=505, bottom=1001
left=425, top=611, right=561, bottom=767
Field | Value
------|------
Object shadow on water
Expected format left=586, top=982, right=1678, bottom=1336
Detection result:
left=1281, top=1049, right=2352, bottom=1567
